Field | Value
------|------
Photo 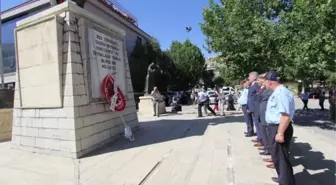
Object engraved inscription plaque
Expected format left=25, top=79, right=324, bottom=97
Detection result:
left=88, top=27, right=126, bottom=101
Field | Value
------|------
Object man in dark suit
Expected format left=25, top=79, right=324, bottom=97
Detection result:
left=247, top=72, right=262, bottom=143
left=257, top=73, right=274, bottom=157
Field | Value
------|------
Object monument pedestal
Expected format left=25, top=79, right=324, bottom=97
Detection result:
left=138, top=96, right=166, bottom=115
left=11, top=1, right=138, bottom=158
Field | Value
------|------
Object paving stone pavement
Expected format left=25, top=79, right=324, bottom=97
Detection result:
left=293, top=97, right=336, bottom=141
left=0, top=113, right=334, bottom=185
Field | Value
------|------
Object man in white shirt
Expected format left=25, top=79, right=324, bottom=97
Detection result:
left=197, top=89, right=216, bottom=117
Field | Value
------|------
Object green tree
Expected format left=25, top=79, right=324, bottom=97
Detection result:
left=278, top=0, right=336, bottom=83
left=129, top=38, right=165, bottom=93
left=202, top=70, right=215, bottom=88
left=201, top=0, right=288, bottom=80
left=167, top=40, right=206, bottom=90
left=129, top=41, right=149, bottom=93
left=201, top=0, right=335, bottom=84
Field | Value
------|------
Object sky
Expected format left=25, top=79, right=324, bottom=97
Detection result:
left=1, top=0, right=216, bottom=58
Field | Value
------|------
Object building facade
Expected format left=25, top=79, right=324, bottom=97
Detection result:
left=1, top=0, right=151, bottom=87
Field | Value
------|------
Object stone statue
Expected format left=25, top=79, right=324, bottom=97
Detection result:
left=144, top=61, right=160, bottom=95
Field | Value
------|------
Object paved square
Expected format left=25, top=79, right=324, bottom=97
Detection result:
left=0, top=112, right=334, bottom=185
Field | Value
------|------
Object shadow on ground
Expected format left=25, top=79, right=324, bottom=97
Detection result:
left=84, top=114, right=244, bottom=158
left=293, top=108, right=336, bottom=131
left=291, top=137, right=336, bottom=185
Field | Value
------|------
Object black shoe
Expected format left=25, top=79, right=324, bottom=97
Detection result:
left=245, top=134, right=254, bottom=137
left=271, top=177, right=279, bottom=183
left=259, top=151, right=271, bottom=156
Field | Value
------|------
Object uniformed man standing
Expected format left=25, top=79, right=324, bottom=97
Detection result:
left=257, top=73, right=273, bottom=156
left=264, top=72, right=295, bottom=185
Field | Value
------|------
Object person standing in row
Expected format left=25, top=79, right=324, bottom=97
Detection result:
left=264, top=72, right=295, bottom=185
left=257, top=73, right=273, bottom=157
left=247, top=72, right=262, bottom=142
left=239, top=79, right=253, bottom=136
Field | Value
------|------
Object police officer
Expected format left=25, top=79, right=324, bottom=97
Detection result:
left=264, top=72, right=295, bottom=185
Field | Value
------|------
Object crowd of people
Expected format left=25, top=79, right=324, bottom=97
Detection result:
left=239, top=71, right=296, bottom=185
left=190, top=87, right=237, bottom=117
left=299, top=90, right=326, bottom=111
left=148, top=70, right=334, bottom=185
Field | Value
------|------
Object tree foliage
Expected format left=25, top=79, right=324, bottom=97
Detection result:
left=129, top=41, right=148, bottom=93
left=167, top=40, right=206, bottom=90
left=201, top=0, right=335, bottom=85
left=129, top=38, right=167, bottom=93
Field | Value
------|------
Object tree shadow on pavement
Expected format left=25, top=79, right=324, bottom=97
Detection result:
left=293, top=108, right=336, bottom=131
left=83, top=115, right=243, bottom=158
left=291, top=137, right=335, bottom=185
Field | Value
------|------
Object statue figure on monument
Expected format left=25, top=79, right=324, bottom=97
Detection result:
left=144, top=61, right=160, bottom=95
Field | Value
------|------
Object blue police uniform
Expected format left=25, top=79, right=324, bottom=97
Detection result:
left=265, top=85, right=295, bottom=124
left=265, top=72, right=295, bottom=185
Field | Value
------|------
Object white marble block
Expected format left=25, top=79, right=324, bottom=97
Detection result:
left=11, top=1, right=138, bottom=158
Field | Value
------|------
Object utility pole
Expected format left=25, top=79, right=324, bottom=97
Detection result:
left=0, top=3, right=4, bottom=89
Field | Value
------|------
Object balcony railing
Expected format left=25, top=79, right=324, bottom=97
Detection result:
left=101, top=0, right=138, bottom=26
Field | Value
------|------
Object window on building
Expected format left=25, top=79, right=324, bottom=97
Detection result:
left=1, top=15, right=29, bottom=73
left=136, top=36, right=142, bottom=45
left=1, top=9, right=46, bottom=74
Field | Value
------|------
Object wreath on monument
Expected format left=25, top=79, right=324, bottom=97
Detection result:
left=101, top=74, right=126, bottom=112
left=101, top=74, right=134, bottom=141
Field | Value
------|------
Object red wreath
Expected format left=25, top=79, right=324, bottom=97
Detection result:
left=101, top=75, right=126, bottom=111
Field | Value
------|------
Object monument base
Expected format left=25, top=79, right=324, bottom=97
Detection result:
left=138, top=96, right=166, bottom=115
left=10, top=2, right=139, bottom=158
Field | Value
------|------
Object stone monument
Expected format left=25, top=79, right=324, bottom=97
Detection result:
left=11, top=1, right=138, bottom=158
left=144, top=61, right=160, bottom=95
left=138, top=61, right=166, bottom=115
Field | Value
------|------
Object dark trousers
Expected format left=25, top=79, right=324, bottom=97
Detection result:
left=268, top=124, right=295, bottom=185
left=227, top=100, right=236, bottom=111
left=253, top=112, right=262, bottom=143
left=242, top=105, right=254, bottom=135
left=302, top=100, right=309, bottom=110
left=319, top=99, right=325, bottom=110
left=260, top=124, right=269, bottom=151
left=198, top=101, right=216, bottom=117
